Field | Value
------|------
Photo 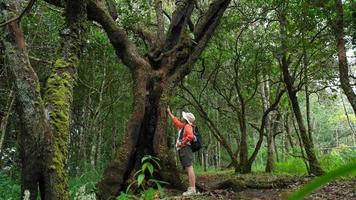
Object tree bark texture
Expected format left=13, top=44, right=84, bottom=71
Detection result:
left=0, top=89, right=14, bottom=154
left=2, top=0, right=87, bottom=199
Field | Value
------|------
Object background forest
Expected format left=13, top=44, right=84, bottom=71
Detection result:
left=0, top=0, right=355, bottom=199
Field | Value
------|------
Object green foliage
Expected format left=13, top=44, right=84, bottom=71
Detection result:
left=320, top=145, right=356, bottom=173
left=0, top=172, right=20, bottom=200
left=69, top=169, right=102, bottom=198
left=117, top=155, right=168, bottom=200
left=275, top=158, right=308, bottom=175
left=287, top=160, right=356, bottom=200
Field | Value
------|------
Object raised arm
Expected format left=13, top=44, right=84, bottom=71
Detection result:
left=167, top=107, right=185, bottom=129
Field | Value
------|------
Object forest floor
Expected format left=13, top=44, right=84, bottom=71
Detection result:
left=164, top=171, right=356, bottom=200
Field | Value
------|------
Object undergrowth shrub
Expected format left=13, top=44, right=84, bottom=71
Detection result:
left=275, top=158, right=307, bottom=175
left=0, top=171, right=20, bottom=200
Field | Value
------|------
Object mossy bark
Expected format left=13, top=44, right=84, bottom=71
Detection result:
left=3, top=8, right=53, bottom=199
left=2, top=1, right=87, bottom=199
left=43, top=1, right=87, bottom=199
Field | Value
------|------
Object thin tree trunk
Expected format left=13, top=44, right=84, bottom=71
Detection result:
left=332, top=0, right=356, bottom=114
left=293, top=113, right=310, bottom=174
left=154, top=0, right=165, bottom=46
left=279, top=8, right=324, bottom=176
left=303, top=35, right=314, bottom=148
left=181, top=84, right=240, bottom=172
left=273, top=135, right=279, bottom=162
left=284, top=113, right=294, bottom=150
left=0, top=89, right=14, bottom=154
left=341, top=94, right=356, bottom=146
left=238, top=107, right=249, bottom=173
left=262, top=76, right=274, bottom=173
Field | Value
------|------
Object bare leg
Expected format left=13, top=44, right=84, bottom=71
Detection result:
left=185, top=165, right=196, bottom=188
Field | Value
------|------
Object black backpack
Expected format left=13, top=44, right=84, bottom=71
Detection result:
left=179, top=125, right=202, bottom=152
left=191, top=126, right=202, bottom=152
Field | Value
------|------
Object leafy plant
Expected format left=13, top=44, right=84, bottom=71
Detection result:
left=117, top=155, right=168, bottom=200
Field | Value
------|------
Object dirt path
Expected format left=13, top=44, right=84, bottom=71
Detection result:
left=165, top=172, right=356, bottom=200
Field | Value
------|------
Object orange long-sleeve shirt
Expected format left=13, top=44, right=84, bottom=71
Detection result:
left=172, top=117, right=194, bottom=148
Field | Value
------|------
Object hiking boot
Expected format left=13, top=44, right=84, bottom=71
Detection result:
left=182, top=187, right=196, bottom=196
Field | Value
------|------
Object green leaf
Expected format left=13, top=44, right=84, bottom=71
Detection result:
left=137, top=174, right=145, bottom=187
left=288, top=161, right=356, bottom=200
left=141, top=155, right=152, bottom=163
left=142, top=163, right=147, bottom=172
left=147, top=163, right=154, bottom=176
left=117, top=192, right=134, bottom=200
left=133, top=169, right=143, bottom=178
left=141, top=188, right=156, bottom=200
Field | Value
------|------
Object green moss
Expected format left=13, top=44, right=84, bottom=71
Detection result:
left=45, top=73, right=72, bottom=132
left=54, top=57, right=79, bottom=69
left=54, top=58, right=71, bottom=69
left=34, top=81, right=45, bottom=107
left=42, top=54, right=81, bottom=198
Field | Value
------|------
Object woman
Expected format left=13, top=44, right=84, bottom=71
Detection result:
left=167, top=106, right=196, bottom=196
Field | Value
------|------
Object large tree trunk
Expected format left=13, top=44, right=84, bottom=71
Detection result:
left=97, top=74, right=185, bottom=199
left=43, top=1, right=87, bottom=197
left=3, top=0, right=87, bottom=198
left=4, top=7, right=52, bottom=198
left=279, top=7, right=324, bottom=176
left=66, top=0, right=231, bottom=198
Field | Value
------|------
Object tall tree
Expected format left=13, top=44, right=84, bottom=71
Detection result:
left=277, top=2, right=324, bottom=176
left=2, top=0, right=87, bottom=198
left=332, top=0, right=356, bottom=114
left=41, top=0, right=232, bottom=198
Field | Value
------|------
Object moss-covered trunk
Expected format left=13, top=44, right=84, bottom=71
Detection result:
left=3, top=1, right=87, bottom=199
left=4, top=18, right=51, bottom=199
left=42, top=1, right=87, bottom=198
left=97, top=73, right=184, bottom=200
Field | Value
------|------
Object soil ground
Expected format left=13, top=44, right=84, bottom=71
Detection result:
left=164, top=171, right=356, bottom=200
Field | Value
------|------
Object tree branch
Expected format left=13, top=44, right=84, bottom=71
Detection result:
left=170, top=0, right=231, bottom=83
left=163, top=0, right=196, bottom=52
left=86, top=1, right=150, bottom=71
left=0, top=0, right=36, bottom=27
left=154, top=0, right=165, bottom=46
